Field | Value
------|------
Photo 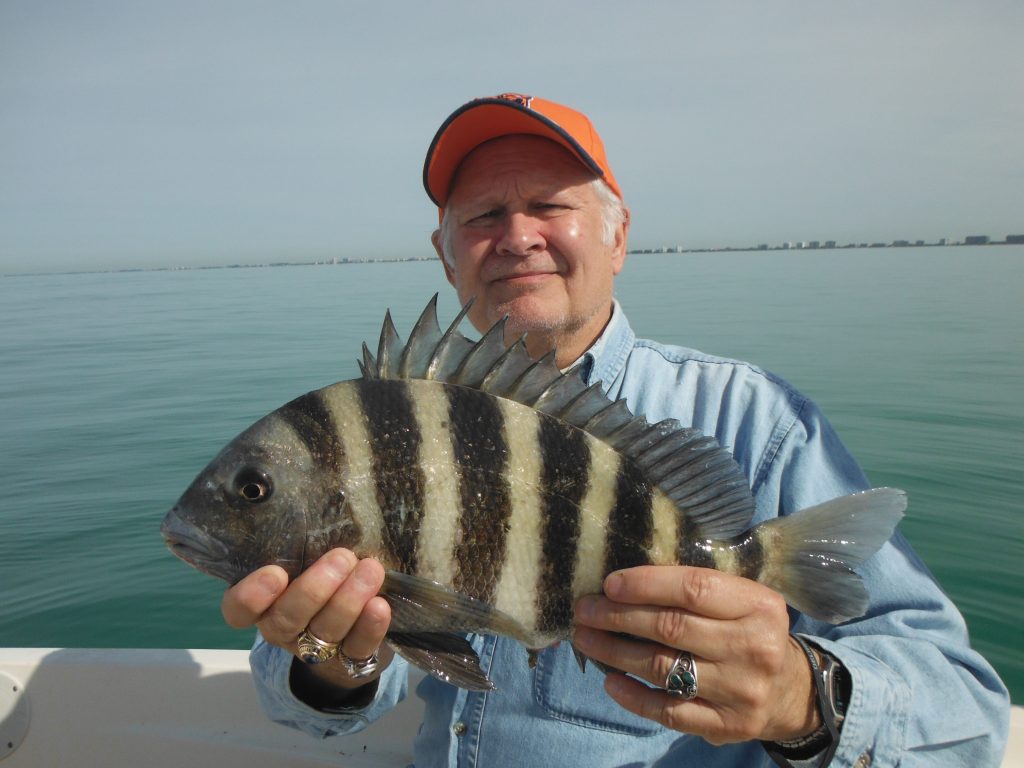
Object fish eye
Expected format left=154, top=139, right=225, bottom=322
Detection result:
left=233, top=467, right=273, bottom=504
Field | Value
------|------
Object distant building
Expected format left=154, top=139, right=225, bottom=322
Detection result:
left=938, top=238, right=948, bottom=246
left=1006, top=234, right=1024, bottom=244
left=825, top=240, right=836, bottom=248
left=893, top=240, right=910, bottom=247
left=915, top=240, right=924, bottom=246
left=808, top=240, right=820, bottom=249
left=964, top=235, right=990, bottom=245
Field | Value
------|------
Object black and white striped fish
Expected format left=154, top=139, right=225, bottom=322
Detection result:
left=161, top=295, right=905, bottom=690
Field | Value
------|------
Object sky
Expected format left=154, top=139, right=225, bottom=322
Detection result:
left=1, top=1, right=1022, bottom=274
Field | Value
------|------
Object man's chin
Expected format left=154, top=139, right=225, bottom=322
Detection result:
left=485, top=291, right=567, bottom=337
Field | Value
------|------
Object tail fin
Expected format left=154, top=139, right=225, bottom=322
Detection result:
left=755, top=487, right=906, bottom=624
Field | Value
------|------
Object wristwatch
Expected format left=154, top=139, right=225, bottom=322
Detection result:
left=768, top=640, right=851, bottom=762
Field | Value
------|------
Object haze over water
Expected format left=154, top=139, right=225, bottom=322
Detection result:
left=0, top=247, right=1020, bottom=701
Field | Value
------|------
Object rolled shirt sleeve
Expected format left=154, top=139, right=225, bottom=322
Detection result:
left=249, top=632, right=409, bottom=739
left=765, top=398, right=1009, bottom=767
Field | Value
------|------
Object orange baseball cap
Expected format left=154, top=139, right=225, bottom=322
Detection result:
left=423, top=92, right=623, bottom=208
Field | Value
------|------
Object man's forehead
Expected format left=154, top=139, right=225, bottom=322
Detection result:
left=448, top=134, right=599, bottom=200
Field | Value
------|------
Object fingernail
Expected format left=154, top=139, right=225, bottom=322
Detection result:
left=605, top=674, right=626, bottom=697
left=257, top=571, right=282, bottom=597
left=576, top=595, right=596, bottom=621
left=573, top=626, right=595, bottom=649
left=604, top=571, right=624, bottom=598
left=324, top=549, right=356, bottom=580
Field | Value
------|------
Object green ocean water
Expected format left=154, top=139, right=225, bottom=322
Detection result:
left=1, top=247, right=1021, bottom=701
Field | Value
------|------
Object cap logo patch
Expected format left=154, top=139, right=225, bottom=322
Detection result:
left=496, top=92, right=533, bottom=109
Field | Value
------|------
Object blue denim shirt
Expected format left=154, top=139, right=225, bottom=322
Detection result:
left=250, top=303, right=1009, bottom=767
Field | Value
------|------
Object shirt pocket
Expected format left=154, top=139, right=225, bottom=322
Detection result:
left=532, top=644, right=664, bottom=736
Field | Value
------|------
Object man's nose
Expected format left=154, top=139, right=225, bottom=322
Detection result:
left=496, top=212, right=545, bottom=256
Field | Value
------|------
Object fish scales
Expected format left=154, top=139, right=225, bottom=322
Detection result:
left=162, top=294, right=907, bottom=691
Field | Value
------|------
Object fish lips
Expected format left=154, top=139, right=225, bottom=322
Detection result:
left=161, top=508, right=240, bottom=583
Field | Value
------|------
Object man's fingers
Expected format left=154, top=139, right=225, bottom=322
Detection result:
left=221, top=565, right=288, bottom=629
left=603, top=565, right=785, bottom=621
left=602, top=674, right=760, bottom=746
left=257, top=549, right=358, bottom=644
left=573, top=626, right=720, bottom=700
left=304, top=557, right=388, bottom=648
left=339, top=596, right=392, bottom=661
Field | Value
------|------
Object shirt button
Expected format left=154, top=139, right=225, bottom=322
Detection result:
left=453, top=722, right=467, bottom=736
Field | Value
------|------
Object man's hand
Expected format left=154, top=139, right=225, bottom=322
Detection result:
left=221, top=548, right=394, bottom=690
left=572, top=565, right=820, bottom=745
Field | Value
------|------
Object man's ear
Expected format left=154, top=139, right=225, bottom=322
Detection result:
left=611, top=206, right=631, bottom=275
left=431, top=229, right=456, bottom=286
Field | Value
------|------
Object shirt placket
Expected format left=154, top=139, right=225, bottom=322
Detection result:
left=453, top=634, right=498, bottom=767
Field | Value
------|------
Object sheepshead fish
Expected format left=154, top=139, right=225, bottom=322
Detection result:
left=161, top=295, right=905, bottom=690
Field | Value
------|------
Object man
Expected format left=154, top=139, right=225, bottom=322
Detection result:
left=222, top=94, right=1009, bottom=766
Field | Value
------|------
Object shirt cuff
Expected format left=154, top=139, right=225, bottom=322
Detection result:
left=249, top=634, right=408, bottom=739
left=811, top=637, right=909, bottom=768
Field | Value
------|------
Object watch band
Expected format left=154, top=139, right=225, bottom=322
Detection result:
left=763, top=635, right=849, bottom=767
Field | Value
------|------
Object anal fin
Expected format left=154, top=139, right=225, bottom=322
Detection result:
left=571, top=643, right=623, bottom=676
left=387, top=631, right=495, bottom=691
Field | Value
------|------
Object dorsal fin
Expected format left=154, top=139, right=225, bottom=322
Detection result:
left=359, top=296, right=756, bottom=539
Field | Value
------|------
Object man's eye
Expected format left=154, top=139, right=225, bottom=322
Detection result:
left=469, top=210, right=500, bottom=223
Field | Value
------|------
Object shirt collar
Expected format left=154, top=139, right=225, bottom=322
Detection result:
left=572, top=299, right=635, bottom=387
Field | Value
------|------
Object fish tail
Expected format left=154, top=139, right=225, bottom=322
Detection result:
left=747, top=487, right=906, bottom=623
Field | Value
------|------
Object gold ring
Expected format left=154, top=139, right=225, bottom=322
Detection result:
left=297, top=628, right=340, bottom=665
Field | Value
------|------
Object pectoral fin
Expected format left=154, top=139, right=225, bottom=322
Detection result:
left=381, top=570, right=524, bottom=639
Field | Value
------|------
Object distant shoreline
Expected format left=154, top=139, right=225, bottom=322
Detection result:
left=3, top=239, right=1021, bottom=279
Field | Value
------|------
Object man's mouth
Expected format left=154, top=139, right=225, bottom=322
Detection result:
left=491, top=271, right=554, bottom=284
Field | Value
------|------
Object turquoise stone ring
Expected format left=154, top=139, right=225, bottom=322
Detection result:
left=665, top=651, right=699, bottom=699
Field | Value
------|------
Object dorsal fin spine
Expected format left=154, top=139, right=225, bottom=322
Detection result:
left=425, top=298, right=476, bottom=381
left=377, top=311, right=401, bottom=378
left=506, top=350, right=560, bottom=403
left=479, top=336, right=531, bottom=394
left=360, top=342, right=379, bottom=379
left=398, top=294, right=443, bottom=379
left=451, top=318, right=508, bottom=386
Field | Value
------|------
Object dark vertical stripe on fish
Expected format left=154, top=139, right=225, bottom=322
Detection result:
left=357, top=379, right=425, bottom=572
left=677, top=497, right=716, bottom=569
left=278, top=391, right=345, bottom=474
left=737, top=530, right=766, bottom=581
left=605, top=460, right=654, bottom=574
left=277, top=391, right=356, bottom=552
left=535, top=418, right=589, bottom=635
left=447, top=384, right=511, bottom=603
left=684, top=540, right=718, bottom=570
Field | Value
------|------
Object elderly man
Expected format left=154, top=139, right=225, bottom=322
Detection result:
left=222, top=93, right=1009, bottom=766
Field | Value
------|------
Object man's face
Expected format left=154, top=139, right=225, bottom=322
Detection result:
left=432, top=135, right=628, bottom=366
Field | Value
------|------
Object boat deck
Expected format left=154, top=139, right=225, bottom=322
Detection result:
left=0, top=648, right=1019, bottom=766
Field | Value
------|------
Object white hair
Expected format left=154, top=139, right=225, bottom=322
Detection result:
left=437, top=178, right=627, bottom=268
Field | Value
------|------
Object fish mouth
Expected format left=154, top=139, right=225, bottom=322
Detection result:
left=161, top=509, right=238, bottom=583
